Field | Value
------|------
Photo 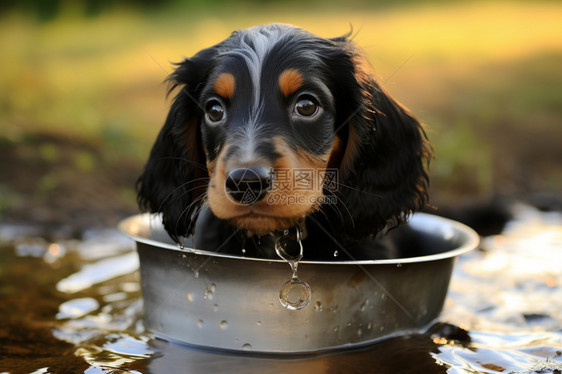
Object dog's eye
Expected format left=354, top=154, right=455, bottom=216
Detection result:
left=205, top=100, right=225, bottom=123
left=294, top=96, right=319, bottom=118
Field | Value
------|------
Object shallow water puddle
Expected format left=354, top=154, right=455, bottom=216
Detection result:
left=0, top=204, right=561, bottom=373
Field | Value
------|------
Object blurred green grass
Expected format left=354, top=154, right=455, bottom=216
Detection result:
left=1, top=1, right=561, bottom=217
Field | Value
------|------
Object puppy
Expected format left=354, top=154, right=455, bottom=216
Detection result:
left=137, top=24, right=430, bottom=260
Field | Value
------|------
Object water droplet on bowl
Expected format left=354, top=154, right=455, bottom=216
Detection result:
left=275, top=226, right=311, bottom=310
left=279, top=278, right=311, bottom=311
left=220, top=320, right=228, bottom=329
left=204, top=285, right=214, bottom=300
left=360, top=299, right=370, bottom=312
left=314, top=301, right=323, bottom=312
left=197, top=319, right=204, bottom=328
left=242, top=343, right=252, bottom=350
left=275, top=234, right=302, bottom=262
left=186, top=293, right=193, bottom=302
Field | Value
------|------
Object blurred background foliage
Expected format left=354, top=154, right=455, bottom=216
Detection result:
left=1, top=0, right=561, bottom=228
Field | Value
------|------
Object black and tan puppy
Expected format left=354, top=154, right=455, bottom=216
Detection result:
left=137, top=24, right=430, bottom=259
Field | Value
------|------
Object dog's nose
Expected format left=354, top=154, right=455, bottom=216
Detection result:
left=225, top=166, right=272, bottom=204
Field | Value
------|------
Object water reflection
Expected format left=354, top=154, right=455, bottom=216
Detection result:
left=433, top=331, right=562, bottom=373
left=442, top=203, right=562, bottom=333
left=0, top=204, right=561, bottom=373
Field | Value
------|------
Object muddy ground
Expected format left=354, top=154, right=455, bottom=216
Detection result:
left=0, top=134, right=140, bottom=237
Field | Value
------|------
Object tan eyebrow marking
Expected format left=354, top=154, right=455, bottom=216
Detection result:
left=279, top=68, right=304, bottom=97
left=213, top=73, right=235, bottom=99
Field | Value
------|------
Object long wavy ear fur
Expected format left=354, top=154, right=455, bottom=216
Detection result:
left=331, top=39, right=431, bottom=242
left=136, top=46, right=219, bottom=242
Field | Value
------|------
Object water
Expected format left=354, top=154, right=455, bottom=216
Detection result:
left=278, top=277, right=312, bottom=311
left=275, top=227, right=312, bottom=311
left=0, top=204, right=561, bottom=373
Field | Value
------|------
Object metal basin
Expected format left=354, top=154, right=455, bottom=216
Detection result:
left=119, top=213, right=479, bottom=353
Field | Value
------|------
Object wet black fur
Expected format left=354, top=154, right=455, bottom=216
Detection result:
left=137, top=24, right=431, bottom=254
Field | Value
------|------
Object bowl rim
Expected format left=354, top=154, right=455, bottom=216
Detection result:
left=118, top=212, right=479, bottom=265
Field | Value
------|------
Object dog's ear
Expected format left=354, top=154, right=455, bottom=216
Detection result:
left=137, top=45, right=219, bottom=242
left=330, top=42, right=431, bottom=240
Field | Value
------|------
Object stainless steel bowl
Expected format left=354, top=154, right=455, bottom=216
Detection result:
left=119, top=213, right=478, bottom=353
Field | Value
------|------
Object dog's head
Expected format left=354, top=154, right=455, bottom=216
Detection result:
left=137, top=24, right=430, bottom=243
